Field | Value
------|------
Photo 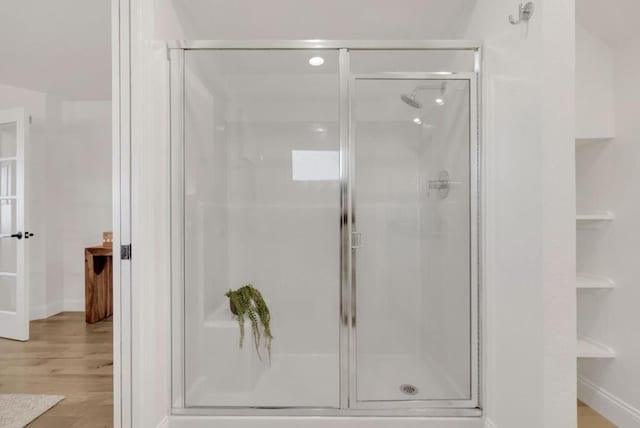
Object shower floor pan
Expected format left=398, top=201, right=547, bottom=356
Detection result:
left=186, top=353, right=339, bottom=407
left=186, top=354, right=463, bottom=408
left=357, top=354, right=465, bottom=401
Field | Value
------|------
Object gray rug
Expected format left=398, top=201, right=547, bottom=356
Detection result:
left=0, top=394, right=64, bottom=427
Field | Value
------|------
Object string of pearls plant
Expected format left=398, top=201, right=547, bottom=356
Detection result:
left=225, top=284, right=273, bottom=362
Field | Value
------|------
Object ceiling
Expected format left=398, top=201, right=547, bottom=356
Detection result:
left=5, top=0, right=633, bottom=100
left=0, top=0, right=111, bottom=100
left=161, top=0, right=475, bottom=40
left=0, top=0, right=475, bottom=100
left=576, top=0, right=640, bottom=48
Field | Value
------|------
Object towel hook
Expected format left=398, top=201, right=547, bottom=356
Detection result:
left=509, top=2, right=535, bottom=25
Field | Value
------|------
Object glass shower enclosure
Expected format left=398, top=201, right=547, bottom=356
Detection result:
left=169, top=41, right=480, bottom=416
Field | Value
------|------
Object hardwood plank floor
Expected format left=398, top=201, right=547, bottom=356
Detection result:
left=578, top=400, right=617, bottom=428
left=0, top=312, right=113, bottom=427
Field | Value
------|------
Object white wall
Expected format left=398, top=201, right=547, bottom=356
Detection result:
left=0, top=83, right=111, bottom=318
left=0, top=0, right=111, bottom=100
left=576, top=35, right=640, bottom=426
left=463, top=1, right=576, bottom=427
left=463, top=7, right=544, bottom=427
left=58, top=101, right=112, bottom=310
left=575, top=25, right=615, bottom=139
left=540, top=3, right=577, bottom=427
left=0, top=83, right=58, bottom=319
left=0, top=84, right=70, bottom=319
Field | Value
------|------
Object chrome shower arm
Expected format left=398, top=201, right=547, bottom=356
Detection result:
left=409, top=83, right=446, bottom=96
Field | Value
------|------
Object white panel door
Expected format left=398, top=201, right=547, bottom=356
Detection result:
left=0, top=108, right=29, bottom=341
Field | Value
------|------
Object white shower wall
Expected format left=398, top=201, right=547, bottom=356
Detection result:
left=181, top=53, right=474, bottom=405
left=419, top=84, right=471, bottom=396
left=354, top=122, right=423, bottom=358
left=352, top=77, right=472, bottom=402
left=182, top=53, right=341, bottom=407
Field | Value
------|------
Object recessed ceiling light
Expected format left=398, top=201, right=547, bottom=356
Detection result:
left=435, top=98, right=445, bottom=106
left=413, top=117, right=422, bottom=125
left=309, top=56, right=325, bottom=66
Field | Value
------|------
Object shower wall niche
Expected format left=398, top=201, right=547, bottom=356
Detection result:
left=170, top=44, right=479, bottom=416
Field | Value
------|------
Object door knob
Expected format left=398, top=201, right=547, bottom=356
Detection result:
left=0, top=232, right=35, bottom=240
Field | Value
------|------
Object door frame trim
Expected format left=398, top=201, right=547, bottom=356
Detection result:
left=112, top=0, right=132, bottom=426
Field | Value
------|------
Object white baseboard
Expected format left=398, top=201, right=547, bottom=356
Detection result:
left=31, top=298, right=86, bottom=320
left=578, top=375, right=640, bottom=427
left=30, top=300, right=64, bottom=320
left=63, top=298, right=85, bottom=312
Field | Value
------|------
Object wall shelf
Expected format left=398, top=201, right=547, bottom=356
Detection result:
left=576, top=273, right=615, bottom=289
left=577, top=338, right=615, bottom=359
left=576, top=212, right=615, bottom=222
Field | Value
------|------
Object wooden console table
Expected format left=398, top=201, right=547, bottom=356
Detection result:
left=84, top=246, right=113, bottom=323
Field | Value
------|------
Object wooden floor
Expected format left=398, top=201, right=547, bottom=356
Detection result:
left=0, top=312, right=113, bottom=427
left=578, top=401, right=617, bottom=428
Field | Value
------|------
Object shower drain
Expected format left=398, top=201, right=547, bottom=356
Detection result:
left=399, top=384, right=418, bottom=396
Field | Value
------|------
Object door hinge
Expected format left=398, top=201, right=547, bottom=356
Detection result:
left=121, top=244, right=131, bottom=260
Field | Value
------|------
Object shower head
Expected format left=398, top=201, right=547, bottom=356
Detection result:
left=400, top=93, right=422, bottom=109
left=400, top=82, right=447, bottom=109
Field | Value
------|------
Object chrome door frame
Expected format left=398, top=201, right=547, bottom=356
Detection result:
left=166, top=40, right=480, bottom=50
left=168, top=41, right=481, bottom=418
left=347, top=72, right=479, bottom=410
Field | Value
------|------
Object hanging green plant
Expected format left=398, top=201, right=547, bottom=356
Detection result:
left=225, top=284, right=273, bottom=362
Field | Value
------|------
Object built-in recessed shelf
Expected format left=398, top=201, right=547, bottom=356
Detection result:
left=575, top=137, right=614, bottom=145
left=577, top=338, right=615, bottom=359
left=576, top=212, right=615, bottom=222
left=576, top=273, right=615, bottom=289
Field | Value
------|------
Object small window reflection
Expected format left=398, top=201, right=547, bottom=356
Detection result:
left=291, top=150, right=339, bottom=181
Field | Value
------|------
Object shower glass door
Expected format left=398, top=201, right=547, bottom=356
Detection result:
left=350, top=75, right=477, bottom=406
left=170, top=44, right=481, bottom=415
left=174, top=49, right=341, bottom=408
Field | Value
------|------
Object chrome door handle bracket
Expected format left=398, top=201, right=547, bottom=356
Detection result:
left=351, top=232, right=362, bottom=249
